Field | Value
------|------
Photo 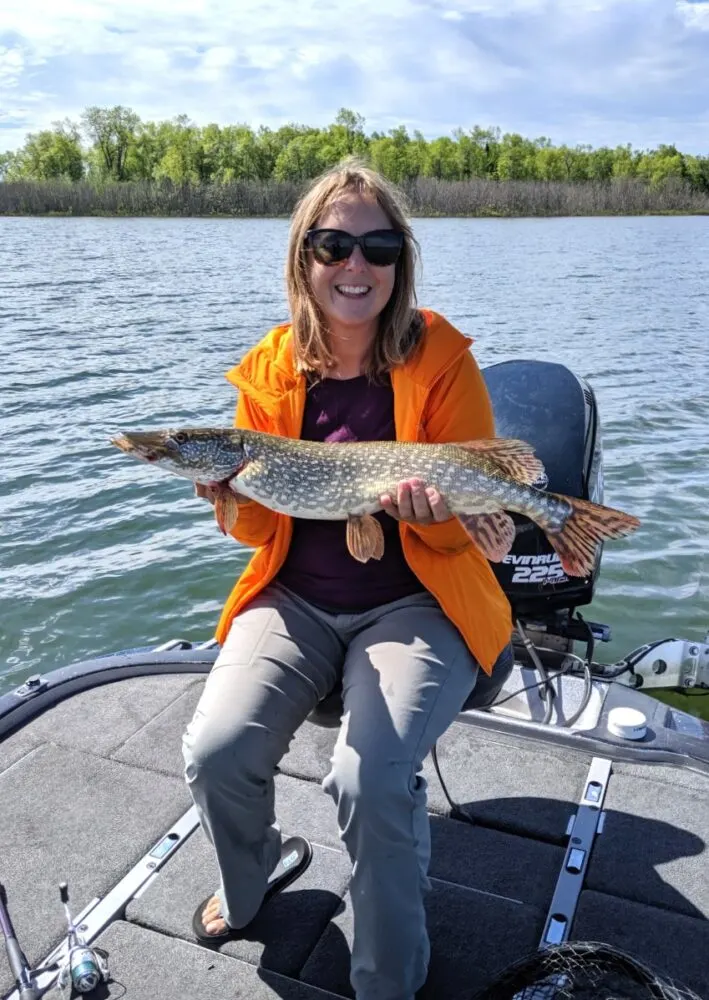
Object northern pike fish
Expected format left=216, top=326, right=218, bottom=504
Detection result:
left=111, top=427, right=640, bottom=577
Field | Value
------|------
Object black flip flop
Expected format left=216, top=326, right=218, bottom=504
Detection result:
left=192, top=835, right=313, bottom=944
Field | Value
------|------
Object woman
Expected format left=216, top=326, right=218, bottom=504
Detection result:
left=182, top=160, right=514, bottom=1000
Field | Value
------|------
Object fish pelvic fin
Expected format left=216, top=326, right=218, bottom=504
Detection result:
left=543, top=494, right=640, bottom=577
left=214, top=487, right=240, bottom=536
left=455, top=438, right=546, bottom=487
left=457, top=512, right=517, bottom=562
left=346, top=514, right=385, bottom=563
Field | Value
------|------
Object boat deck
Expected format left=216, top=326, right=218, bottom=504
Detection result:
left=1, top=671, right=708, bottom=999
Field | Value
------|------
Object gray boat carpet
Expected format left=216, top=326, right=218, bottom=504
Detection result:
left=11, top=673, right=203, bottom=757
left=573, top=889, right=709, bottom=1000
left=110, top=678, right=204, bottom=776
left=95, top=920, right=347, bottom=999
left=0, top=725, right=42, bottom=774
left=419, top=722, right=590, bottom=842
left=586, top=768, right=709, bottom=918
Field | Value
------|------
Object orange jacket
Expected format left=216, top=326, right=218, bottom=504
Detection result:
left=214, top=309, right=513, bottom=674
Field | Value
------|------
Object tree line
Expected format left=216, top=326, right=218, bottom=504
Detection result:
left=2, top=106, right=708, bottom=191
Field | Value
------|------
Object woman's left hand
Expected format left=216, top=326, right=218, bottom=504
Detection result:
left=380, top=478, right=451, bottom=525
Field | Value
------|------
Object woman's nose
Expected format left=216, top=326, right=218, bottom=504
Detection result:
left=342, top=244, right=368, bottom=271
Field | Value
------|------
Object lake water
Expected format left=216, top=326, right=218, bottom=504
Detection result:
left=1, top=215, right=708, bottom=716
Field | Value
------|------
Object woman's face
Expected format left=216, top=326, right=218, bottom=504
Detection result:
left=308, top=193, right=397, bottom=338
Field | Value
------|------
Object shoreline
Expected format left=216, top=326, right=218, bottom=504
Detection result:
left=0, top=208, right=709, bottom=222
left=2, top=176, right=708, bottom=220
left=2, top=209, right=708, bottom=219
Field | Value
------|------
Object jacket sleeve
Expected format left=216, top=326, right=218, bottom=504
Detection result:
left=225, top=393, right=281, bottom=548
left=407, top=349, right=495, bottom=555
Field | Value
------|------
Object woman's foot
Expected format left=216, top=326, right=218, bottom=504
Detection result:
left=192, top=836, right=314, bottom=945
left=199, top=895, right=230, bottom=936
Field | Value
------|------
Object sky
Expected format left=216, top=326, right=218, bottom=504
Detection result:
left=0, top=0, right=708, bottom=154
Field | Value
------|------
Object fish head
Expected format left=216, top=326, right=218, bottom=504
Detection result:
left=110, top=428, right=247, bottom=485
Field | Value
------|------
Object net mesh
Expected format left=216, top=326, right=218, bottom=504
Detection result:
left=466, top=941, right=703, bottom=1000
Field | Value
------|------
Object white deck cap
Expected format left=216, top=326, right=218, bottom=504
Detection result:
left=608, top=706, right=648, bottom=740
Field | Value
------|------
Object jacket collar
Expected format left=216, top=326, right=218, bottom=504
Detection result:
left=225, top=309, right=473, bottom=410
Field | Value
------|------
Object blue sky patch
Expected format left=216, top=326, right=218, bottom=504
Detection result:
left=1, top=0, right=708, bottom=153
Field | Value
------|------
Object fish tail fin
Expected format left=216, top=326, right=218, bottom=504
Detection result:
left=542, top=494, right=640, bottom=577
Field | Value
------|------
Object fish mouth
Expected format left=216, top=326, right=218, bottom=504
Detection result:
left=110, top=431, right=168, bottom=463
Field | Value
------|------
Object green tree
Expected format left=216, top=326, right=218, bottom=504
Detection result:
left=370, top=126, right=418, bottom=183
left=611, top=144, right=641, bottom=179
left=0, top=151, right=20, bottom=180
left=273, top=132, right=338, bottom=182
left=81, top=106, right=140, bottom=180
left=454, top=126, right=500, bottom=179
left=216, top=125, right=264, bottom=181
left=535, top=146, right=566, bottom=182
left=496, top=133, right=537, bottom=180
left=685, top=155, right=709, bottom=193
left=637, top=144, right=687, bottom=186
left=125, top=120, right=171, bottom=180
left=423, top=136, right=460, bottom=180
left=152, top=115, right=204, bottom=184
left=587, top=146, right=615, bottom=182
left=5, top=121, right=84, bottom=181
left=326, top=108, right=368, bottom=159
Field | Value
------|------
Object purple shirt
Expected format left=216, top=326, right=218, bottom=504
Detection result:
left=277, top=374, right=424, bottom=612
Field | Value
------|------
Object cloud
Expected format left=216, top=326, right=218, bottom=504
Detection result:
left=0, top=0, right=708, bottom=153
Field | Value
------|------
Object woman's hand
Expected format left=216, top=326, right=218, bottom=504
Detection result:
left=194, top=483, right=249, bottom=506
left=379, top=479, right=451, bottom=526
left=194, top=483, right=218, bottom=506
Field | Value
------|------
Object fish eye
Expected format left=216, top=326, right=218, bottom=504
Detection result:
left=173, top=432, right=189, bottom=445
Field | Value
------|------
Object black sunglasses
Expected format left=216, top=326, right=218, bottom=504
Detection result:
left=304, top=228, right=404, bottom=267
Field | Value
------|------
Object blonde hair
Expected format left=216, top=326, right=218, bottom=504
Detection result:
left=285, top=158, right=423, bottom=378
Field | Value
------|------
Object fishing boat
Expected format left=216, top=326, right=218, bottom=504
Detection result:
left=1, top=360, right=708, bottom=999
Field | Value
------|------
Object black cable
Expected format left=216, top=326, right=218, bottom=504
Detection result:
left=515, top=618, right=555, bottom=724
left=575, top=610, right=595, bottom=667
left=430, top=744, right=474, bottom=824
left=563, top=613, right=595, bottom=727
left=601, top=636, right=678, bottom=681
left=563, top=659, right=593, bottom=728
left=492, top=668, right=569, bottom=708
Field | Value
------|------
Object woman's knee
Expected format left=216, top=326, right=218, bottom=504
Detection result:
left=323, top=741, right=419, bottom=817
left=181, top=716, right=272, bottom=785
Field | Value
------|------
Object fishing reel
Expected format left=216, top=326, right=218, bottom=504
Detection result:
left=56, top=944, right=109, bottom=995
left=54, top=883, right=110, bottom=995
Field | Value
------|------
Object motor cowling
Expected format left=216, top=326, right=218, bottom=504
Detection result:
left=482, top=360, right=604, bottom=618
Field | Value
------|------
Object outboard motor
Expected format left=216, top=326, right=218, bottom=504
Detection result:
left=482, top=360, right=603, bottom=623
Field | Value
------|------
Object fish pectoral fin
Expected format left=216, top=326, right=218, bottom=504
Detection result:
left=214, top=487, right=240, bottom=536
left=457, top=511, right=516, bottom=562
left=346, top=514, right=385, bottom=563
left=455, top=438, right=546, bottom=487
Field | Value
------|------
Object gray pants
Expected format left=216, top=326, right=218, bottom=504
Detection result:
left=182, top=583, right=481, bottom=1000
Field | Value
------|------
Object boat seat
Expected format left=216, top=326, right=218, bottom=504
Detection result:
left=307, top=649, right=515, bottom=729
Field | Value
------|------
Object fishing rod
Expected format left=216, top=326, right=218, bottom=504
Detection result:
left=0, top=882, right=39, bottom=1000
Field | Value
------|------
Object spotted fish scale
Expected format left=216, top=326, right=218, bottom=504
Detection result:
left=111, top=426, right=640, bottom=577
